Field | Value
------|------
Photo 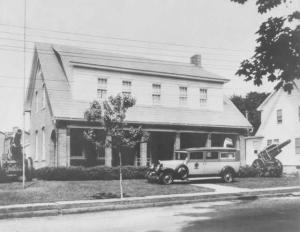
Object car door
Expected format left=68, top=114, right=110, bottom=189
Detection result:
left=187, top=151, right=205, bottom=176
left=204, top=151, right=220, bottom=175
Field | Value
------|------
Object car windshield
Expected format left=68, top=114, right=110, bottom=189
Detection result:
left=175, top=152, right=187, bottom=160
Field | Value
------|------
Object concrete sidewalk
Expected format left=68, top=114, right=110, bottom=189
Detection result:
left=0, top=185, right=299, bottom=220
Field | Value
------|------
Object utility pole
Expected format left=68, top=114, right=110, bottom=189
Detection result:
left=22, top=0, right=27, bottom=189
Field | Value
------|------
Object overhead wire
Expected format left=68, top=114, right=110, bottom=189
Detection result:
left=0, top=23, right=251, bottom=53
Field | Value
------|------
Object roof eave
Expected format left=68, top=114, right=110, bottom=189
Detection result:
left=70, top=62, right=230, bottom=84
left=54, top=117, right=251, bottom=130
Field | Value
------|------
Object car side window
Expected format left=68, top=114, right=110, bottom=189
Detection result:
left=220, top=152, right=235, bottom=160
left=206, top=151, right=219, bottom=160
left=190, top=152, right=203, bottom=160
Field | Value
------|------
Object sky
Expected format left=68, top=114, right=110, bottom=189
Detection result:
left=0, top=0, right=298, bottom=131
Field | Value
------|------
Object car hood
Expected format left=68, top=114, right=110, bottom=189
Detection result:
left=159, top=160, right=185, bottom=169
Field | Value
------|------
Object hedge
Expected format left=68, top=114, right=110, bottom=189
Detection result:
left=34, top=166, right=148, bottom=181
left=238, top=165, right=259, bottom=177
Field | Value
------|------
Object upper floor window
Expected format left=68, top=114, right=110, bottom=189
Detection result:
left=42, top=127, right=46, bottom=160
left=295, top=138, right=300, bottom=155
left=152, top=84, right=161, bottom=104
left=273, top=139, right=279, bottom=144
left=35, top=91, right=38, bottom=113
left=199, top=88, right=207, bottom=105
left=277, top=109, right=282, bottom=124
left=179, top=86, right=187, bottom=106
left=122, top=80, right=132, bottom=96
left=97, top=78, right=107, bottom=100
left=267, top=139, right=272, bottom=146
left=42, top=84, right=46, bottom=109
left=35, top=130, right=38, bottom=161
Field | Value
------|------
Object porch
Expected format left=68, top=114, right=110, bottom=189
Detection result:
left=58, top=126, right=245, bottom=167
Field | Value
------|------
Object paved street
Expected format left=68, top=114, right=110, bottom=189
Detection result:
left=0, top=196, right=299, bottom=232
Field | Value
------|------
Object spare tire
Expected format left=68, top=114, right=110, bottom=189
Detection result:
left=176, top=165, right=189, bottom=180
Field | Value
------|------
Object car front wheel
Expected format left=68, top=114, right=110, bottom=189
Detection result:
left=222, top=169, right=234, bottom=183
left=160, top=173, right=174, bottom=185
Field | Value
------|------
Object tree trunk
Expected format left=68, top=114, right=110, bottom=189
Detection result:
left=119, top=150, right=124, bottom=199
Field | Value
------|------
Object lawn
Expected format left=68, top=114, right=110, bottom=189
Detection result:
left=223, top=176, right=300, bottom=189
left=0, top=179, right=212, bottom=206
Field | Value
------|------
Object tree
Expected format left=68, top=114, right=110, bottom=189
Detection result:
left=231, top=0, right=300, bottom=92
left=85, top=94, right=149, bottom=198
left=231, top=92, right=269, bottom=135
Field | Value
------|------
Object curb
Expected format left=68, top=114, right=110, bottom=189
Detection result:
left=0, top=187, right=299, bottom=220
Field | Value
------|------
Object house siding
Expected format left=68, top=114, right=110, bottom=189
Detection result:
left=29, top=65, right=55, bottom=168
left=72, top=68, right=224, bottom=112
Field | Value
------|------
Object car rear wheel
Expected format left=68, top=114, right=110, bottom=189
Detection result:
left=160, top=173, right=174, bottom=185
left=222, top=169, right=234, bottom=183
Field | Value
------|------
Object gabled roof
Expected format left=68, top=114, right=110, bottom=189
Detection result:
left=25, top=42, right=251, bottom=129
left=257, top=79, right=300, bottom=111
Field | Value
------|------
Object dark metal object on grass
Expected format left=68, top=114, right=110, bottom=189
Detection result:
left=251, top=139, right=291, bottom=177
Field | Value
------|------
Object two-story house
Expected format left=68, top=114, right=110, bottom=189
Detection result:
left=25, top=43, right=251, bottom=168
left=245, top=80, right=300, bottom=173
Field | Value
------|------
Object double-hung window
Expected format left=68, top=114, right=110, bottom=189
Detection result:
left=152, top=84, right=161, bottom=104
left=295, top=138, right=300, bottom=155
left=199, top=88, right=207, bottom=105
left=35, top=131, right=38, bottom=161
left=277, top=109, right=282, bottom=124
left=35, top=91, right=38, bottom=113
left=122, top=80, right=132, bottom=96
left=42, top=127, right=46, bottom=160
left=42, top=84, right=46, bottom=109
left=97, top=78, right=107, bottom=100
left=179, top=86, right=187, bottom=106
left=267, top=139, right=272, bottom=146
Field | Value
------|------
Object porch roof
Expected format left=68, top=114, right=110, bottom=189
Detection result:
left=54, top=97, right=251, bottom=130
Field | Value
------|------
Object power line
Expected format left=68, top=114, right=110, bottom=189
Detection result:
left=0, top=23, right=251, bottom=53
left=0, top=30, right=247, bottom=61
left=0, top=43, right=243, bottom=70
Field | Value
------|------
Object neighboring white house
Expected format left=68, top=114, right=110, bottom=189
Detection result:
left=245, top=80, right=300, bottom=173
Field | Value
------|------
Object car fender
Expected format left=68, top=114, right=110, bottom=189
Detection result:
left=161, top=168, right=175, bottom=176
left=220, top=166, right=236, bottom=177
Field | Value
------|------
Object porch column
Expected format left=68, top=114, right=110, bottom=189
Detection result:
left=57, top=128, right=70, bottom=167
left=238, top=135, right=246, bottom=165
left=173, top=132, right=181, bottom=158
left=206, top=133, right=212, bottom=147
left=66, top=128, right=70, bottom=167
left=105, top=135, right=112, bottom=167
left=140, top=142, right=147, bottom=166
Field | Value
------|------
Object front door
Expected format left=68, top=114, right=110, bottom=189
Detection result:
left=187, top=152, right=205, bottom=176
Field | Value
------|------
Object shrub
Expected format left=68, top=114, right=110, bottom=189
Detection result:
left=238, top=165, right=259, bottom=177
left=0, top=168, right=8, bottom=183
left=35, top=165, right=148, bottom=181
